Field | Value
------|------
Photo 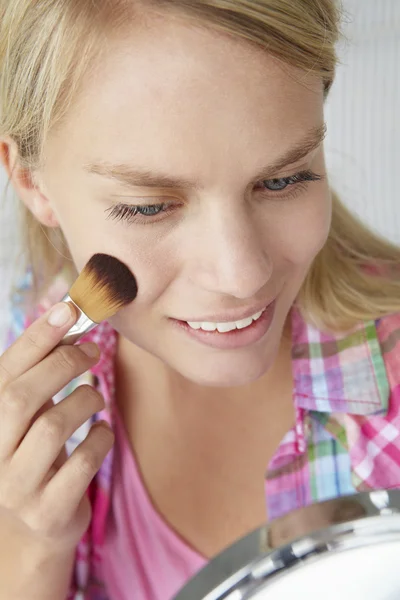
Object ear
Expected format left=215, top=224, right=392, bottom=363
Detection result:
left=0, top=137, right=60, bottom=228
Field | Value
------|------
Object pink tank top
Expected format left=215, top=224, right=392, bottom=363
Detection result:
left=102, top=408, right=207, bottom=600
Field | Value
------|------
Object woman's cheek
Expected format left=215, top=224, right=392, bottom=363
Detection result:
left=50, top=205, right=111, bottom=272
left=275, top=191, right=331, bottom=268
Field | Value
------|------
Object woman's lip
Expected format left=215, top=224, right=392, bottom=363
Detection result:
left=174, top=300, right=274, bottom=324
left=171, top=300, right=276, bottom=350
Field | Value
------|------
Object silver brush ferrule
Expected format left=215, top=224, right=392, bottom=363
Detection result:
left=59, top=294, right=98, bottom=345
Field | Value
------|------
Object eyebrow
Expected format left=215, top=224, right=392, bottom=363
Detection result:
left=84, top=123, right=327, bottom=190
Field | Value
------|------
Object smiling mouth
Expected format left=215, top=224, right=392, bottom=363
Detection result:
left=172, top=300, right=276, bottom=350
left=185, top=307, right=265, bottom=333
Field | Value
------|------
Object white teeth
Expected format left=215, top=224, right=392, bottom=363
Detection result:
left=187, top=308, right=264, bottom=333
left=235, top=316, right=253, bottom=329
left=216, top=322, right=237, bottom=333
left=201, top=322, right=217, bottom=331
left=187, top=321, right=202, bottom=330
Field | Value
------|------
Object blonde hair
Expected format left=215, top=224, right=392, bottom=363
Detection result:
left=1, top=0, right=399, bottom=331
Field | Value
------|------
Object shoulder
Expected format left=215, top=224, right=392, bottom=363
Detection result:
left=343, top=312, right=400, bottom=490
left=375, top=312, right=400, bottom=394
left=375, top=311, right=400, bottom=342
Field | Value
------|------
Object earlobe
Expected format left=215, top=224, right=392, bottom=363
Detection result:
left=0, top=137, right=60, bottom=228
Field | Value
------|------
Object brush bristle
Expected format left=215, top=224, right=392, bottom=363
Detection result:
left=69, top=254, right=138, bottom=323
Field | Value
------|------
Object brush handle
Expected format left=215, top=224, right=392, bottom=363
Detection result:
left=59, top=294, right=98, bottom=345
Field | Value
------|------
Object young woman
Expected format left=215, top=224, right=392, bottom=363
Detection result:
left=0, top=1, right=400, bottom=599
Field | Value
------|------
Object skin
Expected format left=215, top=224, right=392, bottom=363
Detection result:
left=2, top=13, right=332, bottom=556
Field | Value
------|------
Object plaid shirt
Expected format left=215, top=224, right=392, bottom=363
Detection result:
left=7, top=272, right=400, bottom=600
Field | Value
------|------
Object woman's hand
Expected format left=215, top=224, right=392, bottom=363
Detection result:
left=0, top=302, right=114, bottom=555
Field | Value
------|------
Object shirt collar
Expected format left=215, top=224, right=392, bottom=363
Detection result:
left=291, top=307, right=390, bottom=416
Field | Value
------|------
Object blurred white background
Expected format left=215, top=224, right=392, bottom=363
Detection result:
left=0, top=0, right=399, bottom=347
left=325, top=0, right=399, bottom=243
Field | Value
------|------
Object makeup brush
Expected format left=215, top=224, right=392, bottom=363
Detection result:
left=60, top=253, right=138, bottom=345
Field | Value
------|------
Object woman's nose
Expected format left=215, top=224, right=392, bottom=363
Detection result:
left=188, top=206, right=273, bottom=300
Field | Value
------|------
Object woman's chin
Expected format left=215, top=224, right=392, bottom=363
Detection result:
left=177, top=356, right=275, bottom=388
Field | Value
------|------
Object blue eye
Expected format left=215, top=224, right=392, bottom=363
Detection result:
left=106, top=202, right=172, bottom=223
left=134, top=204, right=166, bottom=216
left=261, top=170, right=322, bottom=193
left=264, top=178, right=290, bottom=191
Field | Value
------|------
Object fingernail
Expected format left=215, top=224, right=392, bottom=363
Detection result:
left=79, top=343, right=100, bottom=358
left=48, top=303, right=73, bottom=327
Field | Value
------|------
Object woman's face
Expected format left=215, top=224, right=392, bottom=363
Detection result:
left=37, top=15, right=331, bottom=386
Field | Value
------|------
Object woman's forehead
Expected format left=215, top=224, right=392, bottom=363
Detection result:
left=44, top=17, right=324, bottom=178
left=70, top=15, right=322, bottom=122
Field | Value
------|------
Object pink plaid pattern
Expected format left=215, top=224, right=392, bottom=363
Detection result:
left=343, top=313, right=400, bottom=489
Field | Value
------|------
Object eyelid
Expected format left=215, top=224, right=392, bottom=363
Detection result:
left=110, top=194, right=177, bottom=201
left=257, top=157, right=315, bottom=180
left=108, top=166, right=318, bottom=199
left=262, top=167, right=321, bottom=182
left=256, top=169, right=323, bottom=189
left=105, top=200, right=177, bottom=225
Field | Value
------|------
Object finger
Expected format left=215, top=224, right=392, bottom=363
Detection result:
left=0, top=303, right=77, bottom=388
left=0, top=343, right=100, bottom=459
left=10, top=385, right=105, bottom=495
left=41, top=421, right=114, bottom=523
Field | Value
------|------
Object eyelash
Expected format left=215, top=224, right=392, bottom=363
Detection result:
left=105, top=169, right=323, bottom=225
